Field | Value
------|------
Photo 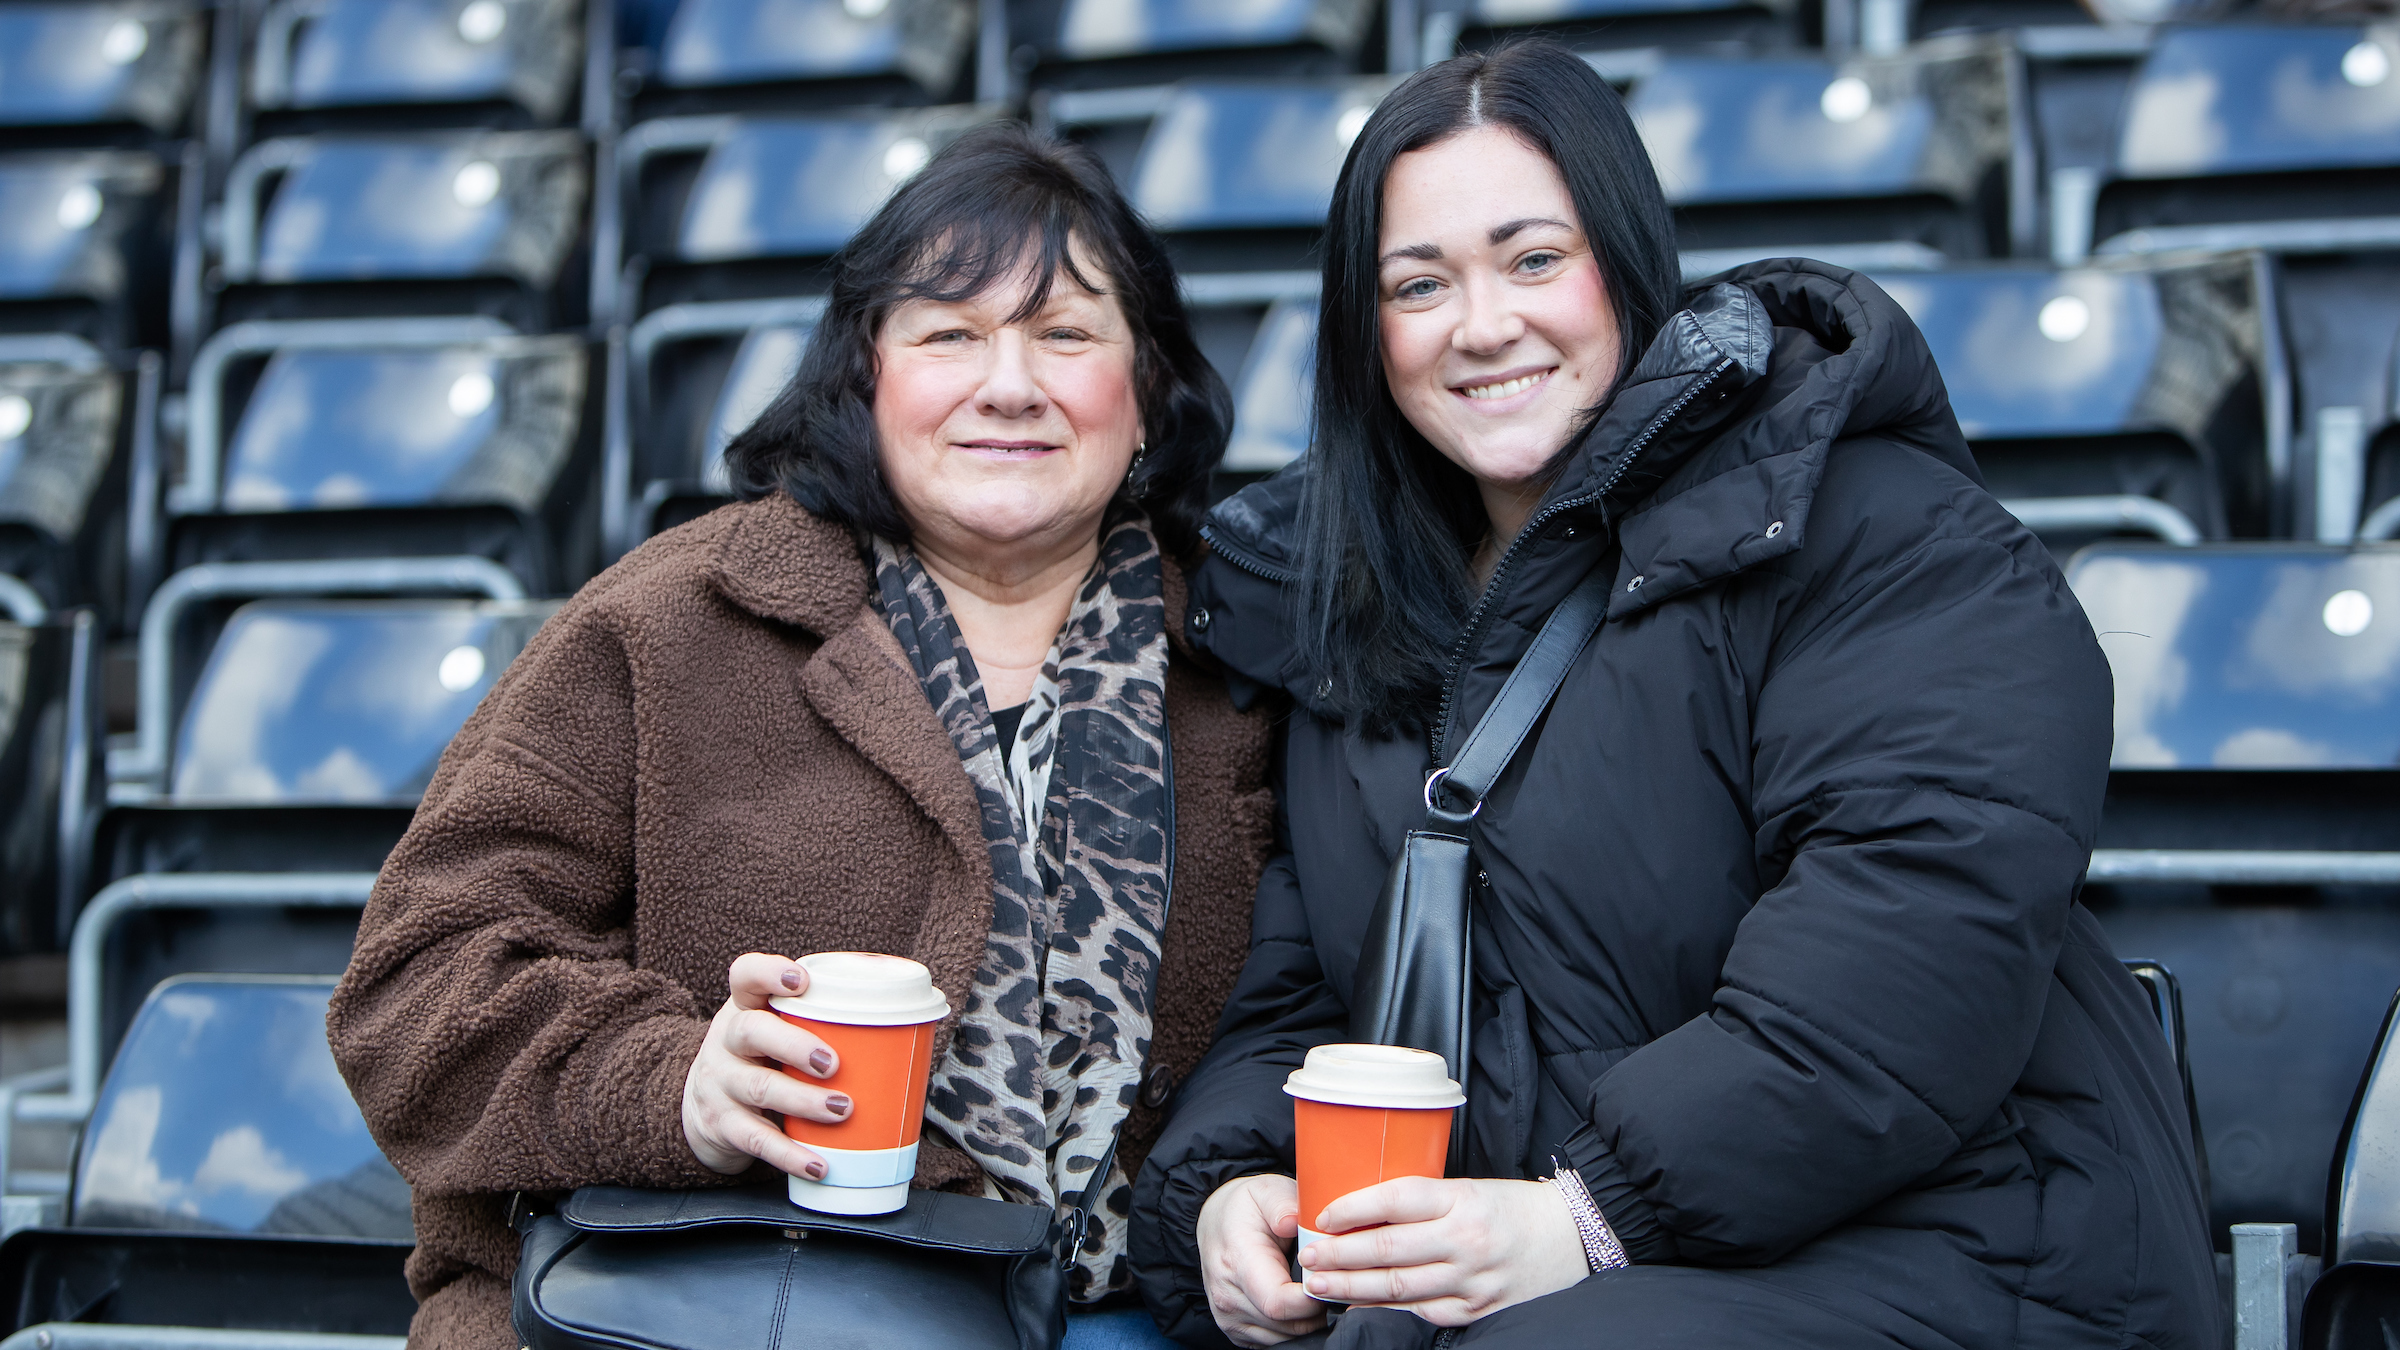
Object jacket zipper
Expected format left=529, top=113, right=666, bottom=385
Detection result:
left=1199, top=524, right=1296, bottom=585
left=1433, top=357, right=1738, bottom=763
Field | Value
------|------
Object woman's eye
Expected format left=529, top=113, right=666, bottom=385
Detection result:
left=1395, top=278, right=1439, bottom=301
left=1043, top=328, right=1089, bottom=342
left=1517, top=252, right=1561, bottom=273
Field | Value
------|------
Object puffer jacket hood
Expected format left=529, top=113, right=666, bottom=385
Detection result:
left=1135, top=261, right=2220, bottom=1349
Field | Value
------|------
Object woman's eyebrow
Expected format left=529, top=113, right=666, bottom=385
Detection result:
left=1490, top=216, right=1572, bottom=243
left=1379, top=242, right=1444, bottom=265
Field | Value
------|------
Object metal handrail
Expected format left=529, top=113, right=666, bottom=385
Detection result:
left=1999, top=495, right=2203, bottom=545
left=1, top=1327, right=404, bottom=1350
left=114, top=557, right=526, bottom=792
left=2089, top=850, right=2400, bottom=886
left=5, top=873, right=378, bottom=1155
left=0, top=1065, right=69, bottom=1201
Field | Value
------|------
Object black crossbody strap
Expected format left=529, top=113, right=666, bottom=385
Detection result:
left=1430, top=566, right=1613, bottom=819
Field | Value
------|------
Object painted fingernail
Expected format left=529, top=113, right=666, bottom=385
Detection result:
left=805, top=1159, right=827, bottom=1179
left=809, top=1050, right=834, bottom=1076
left=826, top=1094, right=852, bottom=1117
left=780, top=968, right=804, bottom=992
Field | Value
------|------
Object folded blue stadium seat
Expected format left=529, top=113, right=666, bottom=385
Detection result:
left=215, top=131, right=586, bottom=329
left=607, top=106, right=987, bottom=319
left=654, top=0, right=974, bottom=98
left=94, top=589, right=553, bottom=885
left=0, top=975, right=414, bottom=1335
left=249, top=0, right=586, bottom=122
left=0, top=153, right=170, bottom=350
left=2071, top=542, right=2400, bottom=1253
left=0, top=4, right=206, bottom=136
left=1219, top=295, right=1315, bottom=477
left=166, top=318, right=593, bottom=591
left=1017, top=0, right=1373, bottom=90
left=1126, top=79, right=1390, bottom=245
left=1634, top=40, right=2015, bottom=272
left=1873, top=255, right=2278, bottom=547
left=2307, top=989, right=2400, bottom=1348
left=2095, top=25, right=2400, bottom=259
left=1456, top=0, right=1793, bottom=59
left=610, top=296, right=817, bottom=553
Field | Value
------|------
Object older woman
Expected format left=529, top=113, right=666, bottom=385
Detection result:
left=329, top=123, right=1272, bottom=1350
left=1132, top=41, right=2219, bottom=1350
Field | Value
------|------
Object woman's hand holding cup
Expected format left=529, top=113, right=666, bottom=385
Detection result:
left=1295, top=1175, right=1588, bottom=1324
left=681, top=953, right=851, bottom=1178
left=1196, top=1174, right=1326, bottom=1347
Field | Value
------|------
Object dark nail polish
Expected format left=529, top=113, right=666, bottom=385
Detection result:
left=809, top=1050, right=834, bottom=1075
left=805, top=1159, right=827, bottom=1179
left=826, top=1095, right=852, bottom=1117
left=780, top=969, right=804, bottom=992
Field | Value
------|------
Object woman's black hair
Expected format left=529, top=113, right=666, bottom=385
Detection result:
left=1297, top=39, right=1684, bottom=733
left=724, top=121, right=1231, bottom=557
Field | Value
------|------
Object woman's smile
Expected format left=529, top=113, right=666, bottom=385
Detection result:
left=1452, top=365, right=1556, bottom=404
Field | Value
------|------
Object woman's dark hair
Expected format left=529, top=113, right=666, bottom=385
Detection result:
left=1297, top=39, right=1683, bottom=733
left=724, top=122, right=1231, bottom=557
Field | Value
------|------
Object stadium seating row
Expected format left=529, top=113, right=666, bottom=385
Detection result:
left=0, top=5, right=2395, bottom=1350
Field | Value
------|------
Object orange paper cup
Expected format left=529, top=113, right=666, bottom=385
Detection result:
left=769, top=952, right=950, bottom=1215
left=1284, top=1044, right=1464, bottom=1256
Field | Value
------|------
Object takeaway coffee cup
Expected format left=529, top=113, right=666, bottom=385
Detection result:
left=769, top=951, right=951, bottom=1215
left=1283, top=1044, right=1465, bottom=1254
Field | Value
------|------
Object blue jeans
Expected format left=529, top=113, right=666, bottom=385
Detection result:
left=1062, top=1306, right=1181, bottom=1350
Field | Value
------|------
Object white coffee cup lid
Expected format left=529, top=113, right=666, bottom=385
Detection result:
left=769, top=952, right=950, bottom=1026
left=1282, top=1043, right=1464, bottom=1110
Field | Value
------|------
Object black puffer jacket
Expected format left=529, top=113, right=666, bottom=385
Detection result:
left=1131, top=262, right=2219, bottom=1349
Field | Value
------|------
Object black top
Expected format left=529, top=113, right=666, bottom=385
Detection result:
left=991, top=702, right=1026, bottom=772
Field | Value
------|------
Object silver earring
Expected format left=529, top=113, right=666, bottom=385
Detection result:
left=1131, top=441, right=1148, bottom=471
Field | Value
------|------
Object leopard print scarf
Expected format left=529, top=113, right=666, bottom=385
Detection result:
left=870, top=514, right=1172, bottom=1301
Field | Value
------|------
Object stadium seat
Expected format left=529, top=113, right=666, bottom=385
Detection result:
left=94, top=561, right=552, bottom=889
left=646, top=0, right=978, bottom=107
left=0, top=974, right=413, bottom=1338
left=1015, top=0, right=1377, bottom=92
left=608, top=295, right=817, bottom=553
left=1111, top=79, right=1389, bottom=274
left=1872, top=254, right=2280, bottom=548
left=162, top=317, right=596, bottom=592
left=2268, top=266, right=2399, bottom=548
left=603, top=105, right=990, bottom=322
left=2092, top=25, right=2400, bottom=260
left=0, top=152, right=172, bottom=351
left=1633, top=38, right=2019, bottom=274
left=214, top=130, right=589, bottom=330
left=248, top=0, right=587, bottom=124
left=2305, top=988, right=2400, bottom=1348
left=2072, top=542, right=2400, bottom=1252
left=1440, top=0, right=1796, bottom=65
left=0, top=3, right=207, bottom=141
left=0, top=336, right=148, bottom=616
left=1219, top=294, right=1316, bottom=480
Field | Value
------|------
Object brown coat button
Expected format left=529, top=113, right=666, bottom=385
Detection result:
left=1140, top=1066, right=1175, bottom=1109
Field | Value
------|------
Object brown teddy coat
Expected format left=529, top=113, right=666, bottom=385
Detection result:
left=326, top=494, right=1276, bottom=1349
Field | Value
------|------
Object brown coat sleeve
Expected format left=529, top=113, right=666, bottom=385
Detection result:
left=326, top=593, right=727, bottom=1333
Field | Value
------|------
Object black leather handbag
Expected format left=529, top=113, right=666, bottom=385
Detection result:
left=1349, top=565, right=1613, bottom=1156
left=511, top=1139, right=1119, bottom=1350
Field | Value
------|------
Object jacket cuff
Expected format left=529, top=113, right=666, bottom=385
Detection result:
left=1557, top=1122, right=1675, bottom=1264
left=584, top=1013, right=725, bottom=1188
left=1131, top=1155, right=1284, bottom=1349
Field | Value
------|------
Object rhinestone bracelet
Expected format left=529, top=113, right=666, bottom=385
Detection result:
left=1547, top=1157, right=1630, bottom=1272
